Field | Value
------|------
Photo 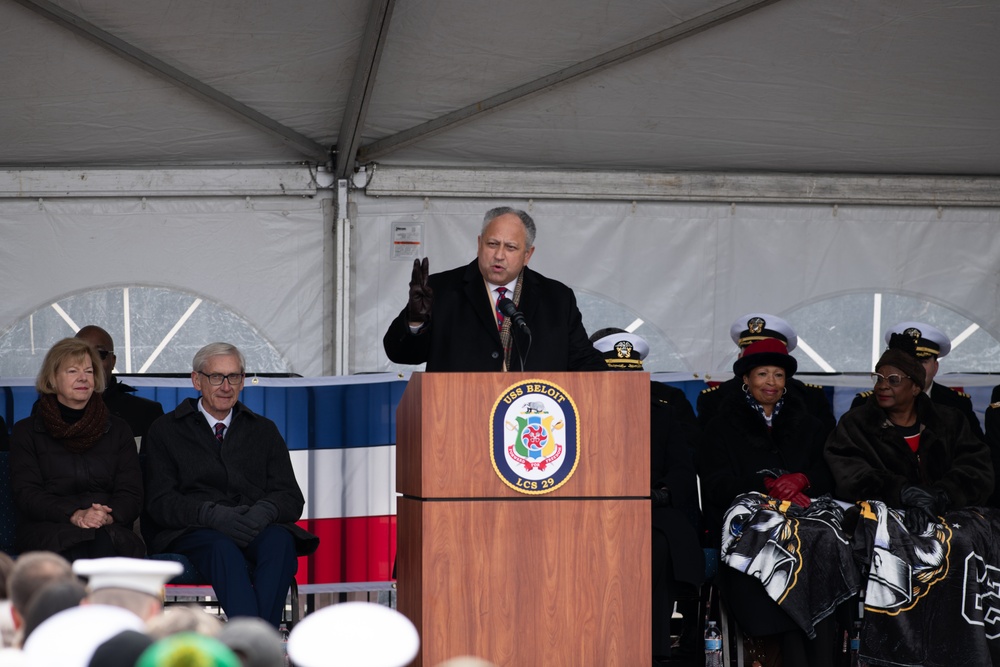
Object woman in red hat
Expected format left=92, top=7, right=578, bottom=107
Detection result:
left=698, top=337, right=836, bottom=665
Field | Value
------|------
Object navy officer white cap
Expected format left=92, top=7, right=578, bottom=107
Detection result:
left=730, top=313, right=797, bottom=352
left=73, top=557, right=183, bottom=597
left=884, top=321, right=951, bottom=358
left=287, top=601, right=419, bottom=667
left=591, top=331, right=650, bottom=361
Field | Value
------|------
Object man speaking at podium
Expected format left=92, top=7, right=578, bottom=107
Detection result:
left=383, top=206, right=606, bottom=373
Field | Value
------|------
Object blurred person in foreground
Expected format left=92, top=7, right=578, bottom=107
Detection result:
left=698, top=338, right=836, bottom=666
left=142, top=342, right=318, bottom=627
left=5, top=551, right=73, bottom=642
left=10, top=338, right=144, bottom=560
left=826, top=334, right=993, bottom=531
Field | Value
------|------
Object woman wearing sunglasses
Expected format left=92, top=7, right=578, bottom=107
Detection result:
left=825, top=334, right=992, bottom=532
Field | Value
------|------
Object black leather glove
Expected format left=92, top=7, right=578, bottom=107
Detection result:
left=407, top=257, right=433, bottom=325
left=236, top=500, right=279, bottom=534
left=650, top=487, right=672, bottom=508
left=900, top=485, right=943, bottom=534
left=902, top=505, right=936, bottom=534
left=199, top=502, right=255, bottom=547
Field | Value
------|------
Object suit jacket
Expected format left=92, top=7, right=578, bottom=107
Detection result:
left=851, top=381, right=984, bottom=440
left=383, top=260, right=606, bottom=372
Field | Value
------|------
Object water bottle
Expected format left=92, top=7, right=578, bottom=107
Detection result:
left=704, top=619, right=723, bottom=667
left=849, top=620, right=861, bottom=666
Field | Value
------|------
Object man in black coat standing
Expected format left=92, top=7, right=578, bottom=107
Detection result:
left=142, top=342, right=318, bottom=627
left=76, top=325, right=164, bottom=444
left=383, top=206, right=606, bottom=373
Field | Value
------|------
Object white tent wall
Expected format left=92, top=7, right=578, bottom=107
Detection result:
left=352, top=189, right=1000, bottom=376
left=0, top=191, right=332, bottom=376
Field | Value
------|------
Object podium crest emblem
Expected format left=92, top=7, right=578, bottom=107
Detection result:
left=491, top=379, right=580, bottom=494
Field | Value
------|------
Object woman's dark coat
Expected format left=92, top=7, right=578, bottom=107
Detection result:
left=10, top=410, right=144, bottom=555
left=698, top=391, right=834, bottom=547
left=824, top=392, right=993, bottom=508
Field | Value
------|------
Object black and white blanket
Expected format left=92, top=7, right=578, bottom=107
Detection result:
left=721, top=493, right=1000, bottom=666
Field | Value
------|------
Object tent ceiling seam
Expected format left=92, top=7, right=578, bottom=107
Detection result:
left=335, top=0, right=397, bottom=179
left=358, top=0, right=783, bottom=162
left=12, top=0, right=329, bottom=161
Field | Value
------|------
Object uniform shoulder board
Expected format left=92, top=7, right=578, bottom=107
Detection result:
left=956, top=390, right=971, bottom=399
left=990, top=402, right=1000, bottom=410
left=804, top=383, right=824, bottom=389
left=700, top=385, right=720, bottom=395
left=857, top=390, right=874, bottom=398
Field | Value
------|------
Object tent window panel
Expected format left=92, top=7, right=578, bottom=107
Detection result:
left=0, top=286, right=289, bottom=378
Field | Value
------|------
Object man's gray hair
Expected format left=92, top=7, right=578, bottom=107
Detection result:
left=192, top=342, right=245, bottom=373
left=482, top=207, right=536, bottom=248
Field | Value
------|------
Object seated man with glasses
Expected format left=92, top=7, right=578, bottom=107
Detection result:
left=824, top=334, right=992, bottom=532
left=141, top=342, right=318, bottom=627
left=76, top=325, right=164, bottom=444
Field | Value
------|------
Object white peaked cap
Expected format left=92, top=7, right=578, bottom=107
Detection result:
left=73, top=557, right=183, bottom=597
left=22, top=604, right=145, bottom=667
left=287, top=601, right=420, bottom=667
left=730, top=313, right=798, bottom=352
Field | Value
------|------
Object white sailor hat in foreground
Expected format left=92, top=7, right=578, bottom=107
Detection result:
left=22, top=604, right=144, bottom=667
left=287, top=601, right=419, bottom=667
left=73, top=557, right=183, bottom=597
left=730, top=313, right=797, bottom=352
left=884, top=321, right=951, bottom=358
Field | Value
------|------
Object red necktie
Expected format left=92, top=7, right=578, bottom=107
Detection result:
left=214, top=422, right=226, bottom=444
left=495, top=287, right=508, bottom=331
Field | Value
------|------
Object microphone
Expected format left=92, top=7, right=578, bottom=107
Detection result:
left=497, top=297, right=531, bottom=336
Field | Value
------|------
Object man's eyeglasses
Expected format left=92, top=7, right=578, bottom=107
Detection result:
left=97, top=350, right=113, bottom=360
left=871, top=372, right=910, bottom=387
left=198, top=371, right=245, bottom=386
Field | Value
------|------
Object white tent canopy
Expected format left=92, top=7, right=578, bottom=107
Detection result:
left=0, top=0, right=998, bottom=377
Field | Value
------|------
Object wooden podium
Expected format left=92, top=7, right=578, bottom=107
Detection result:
left=396, top=372, right=651, bottom=666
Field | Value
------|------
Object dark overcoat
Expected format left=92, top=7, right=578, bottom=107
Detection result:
left=825, top=392, right=992, bottom=508
left=698, top=391, right=833, bottom=546
left=141, top=398, right=318, bottom=556
left=10, top=409, right=143, bottom=555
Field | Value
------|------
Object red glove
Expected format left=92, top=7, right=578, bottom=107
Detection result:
left=763, top=476, right=811, bottom=508
left=768, top=472, right=810, bottom=502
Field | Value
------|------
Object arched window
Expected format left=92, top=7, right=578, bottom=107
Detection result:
left=780, top=292, right=1000, bottom=374
left=0, top=286, right=289, bottom=377
left=576, top=289, right=689, bottom=372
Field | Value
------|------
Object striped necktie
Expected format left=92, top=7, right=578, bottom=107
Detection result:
left=214, top=422, right=226, bottom=444
left=495, top=287, right=508, bottom=331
